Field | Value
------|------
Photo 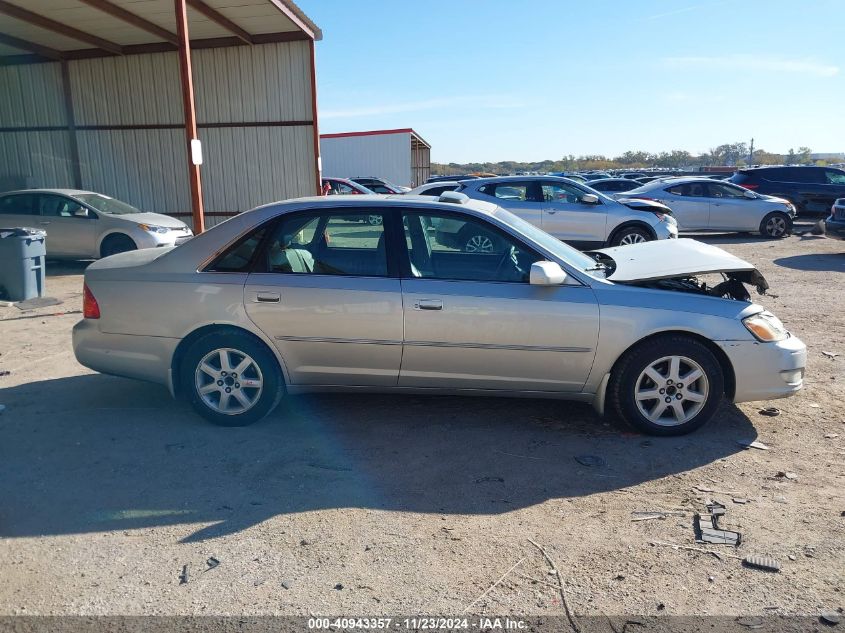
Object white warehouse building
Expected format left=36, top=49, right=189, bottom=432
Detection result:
left=320, top=128, right=431, bottom=188
left=0, top=0, right=322, bottom=231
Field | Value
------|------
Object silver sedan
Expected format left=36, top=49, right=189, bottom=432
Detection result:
left=0, top=189, right=193, bottom=259
left=619, top=178, right=796, bottom=237
left=73, top=194, right=806, bottom=435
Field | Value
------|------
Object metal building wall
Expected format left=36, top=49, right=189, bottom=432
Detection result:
left=1, top=41, right=317, bottom=230
left=0, top=63, right=75, bottom=191
left=320, top=132, right=413, bottom=187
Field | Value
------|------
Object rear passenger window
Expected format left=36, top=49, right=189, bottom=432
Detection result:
left=825, top=170, right=845, bottom=184
left=0, top=194, right=38, bottom=215
left=258, top=211, right=388, bottom=277
left=205, top=227, right=267, bottom=272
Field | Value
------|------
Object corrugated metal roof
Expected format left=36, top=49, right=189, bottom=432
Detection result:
left=0, top=0, right=321, bottom=59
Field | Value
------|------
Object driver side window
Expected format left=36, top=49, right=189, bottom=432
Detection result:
left=402, top=211, right=542, bottom=283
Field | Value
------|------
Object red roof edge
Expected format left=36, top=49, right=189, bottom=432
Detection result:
left=321, top=128, right=417, bottom=140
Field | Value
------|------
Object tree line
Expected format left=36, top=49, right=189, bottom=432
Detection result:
left=432, top=143, right=825, bottom=175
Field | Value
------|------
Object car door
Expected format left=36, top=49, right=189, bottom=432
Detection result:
left=36, top=193, right=98, bottom=258
left=540, top=180, right=607, bottom=245
left=474, top=181, right=544, bottom=226
left=397, top=209, right=599, bottom=391
left=243, top=208, right=404, bottom=386
left=0, top=193, right=39, bottom=232
left=705, top=182, right=758, bottom=230
left=663, top=182, right=710, bottom=230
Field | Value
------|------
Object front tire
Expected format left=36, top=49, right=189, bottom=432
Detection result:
left=608, top=334, right=724, bottom=436
left=759, top=212, right=791, bottom=238
left=181, top=331, right=283, bottom=427
left=100, top=234, right=137, bottom=258
left=610, top=225, right=653, bottom=247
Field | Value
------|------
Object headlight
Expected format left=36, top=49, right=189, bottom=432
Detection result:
left=138, top=223, right=169, bottom=234
left=743, top=311, right=788, bottom=342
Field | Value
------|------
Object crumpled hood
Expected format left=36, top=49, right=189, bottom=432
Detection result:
left=591, top=238, right=769, bottom=292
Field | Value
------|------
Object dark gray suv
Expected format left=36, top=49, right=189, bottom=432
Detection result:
left=730, top=166, right=845, bottom=214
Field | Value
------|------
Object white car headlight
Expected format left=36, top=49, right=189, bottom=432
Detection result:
left=138, top=223, right=169, bottom=234
left=743, top=311, right=788, bottom=342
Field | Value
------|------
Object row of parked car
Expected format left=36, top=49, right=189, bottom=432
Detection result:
left=2, top=165, right=841, bottom=263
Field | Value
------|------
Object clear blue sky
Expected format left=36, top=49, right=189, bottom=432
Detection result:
left=305, top=0, right=843, bottom=163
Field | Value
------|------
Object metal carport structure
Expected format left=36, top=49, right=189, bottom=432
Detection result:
left=0, top=0, right=322, bottom=232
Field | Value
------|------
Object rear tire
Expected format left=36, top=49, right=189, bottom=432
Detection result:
left=181, top=330, right=283, bottom=427
left=100, top=234, right=137, bottom=258
left=759, top=212, right=791, bottom=238
left=608, top=334, right=724, bottom=436
left=610, top=225, right=653, bottom=247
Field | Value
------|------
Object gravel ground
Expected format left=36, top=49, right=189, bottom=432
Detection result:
left=0, top=226, right=843, bottom=619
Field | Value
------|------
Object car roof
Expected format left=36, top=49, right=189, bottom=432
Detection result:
left=464, top=175, right=580, bottom=185
left=0, top=188, right=97, bottom=196
left=280, top=193, right=498, bottom=214
left=589, top=178, right=635, bottom=184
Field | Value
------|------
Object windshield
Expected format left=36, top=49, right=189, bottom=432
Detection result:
left=74, top=193, right=141, bottom=215
left=492, top=206, right=605, bottom=277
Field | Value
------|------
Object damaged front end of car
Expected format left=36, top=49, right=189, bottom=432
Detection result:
left=588, top=238, right=770, bottom=302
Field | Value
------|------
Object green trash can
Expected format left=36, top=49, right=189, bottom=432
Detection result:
left=0, top=227, right=46, bottom=302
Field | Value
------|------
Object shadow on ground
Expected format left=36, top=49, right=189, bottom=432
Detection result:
left=45, top=260, right=92, bottom=277
left=774, top=252, right=845, bottom=272
left=0, top=374, right=757, bottom=542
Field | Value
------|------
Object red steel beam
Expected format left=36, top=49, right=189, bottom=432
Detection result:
left=0, top=32, right=64, bottom=59
left=174, top=0, right=205, bottom=233
left=77, top=0, right=179, bottom=46
left=185, top=0, right=253, bottom=45
left=0, top=0, right=123, bottom=55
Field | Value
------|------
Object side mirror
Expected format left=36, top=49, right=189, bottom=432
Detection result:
left=743, top=190, right=756, bottom=199
left=530, top=261, right=568, bottom=286
left=73, top=207, right=90, bottom=218
left=580, top=193, right=599, bottom=204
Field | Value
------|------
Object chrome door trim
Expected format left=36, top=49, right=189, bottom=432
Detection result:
left=275, top=335, right=402, bottom=346
left=404, top=340, right=593, bottom=353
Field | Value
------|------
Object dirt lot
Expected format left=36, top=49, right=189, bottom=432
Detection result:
left=0, top=225, right=843, bottom=619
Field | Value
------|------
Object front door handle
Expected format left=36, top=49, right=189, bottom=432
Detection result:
left=546, top=209, right=557, bottom=214
left=415, top=299, right=443, bottom=311
left=254, top=292, right=280, bottom=303
left=38, top=221, right=50, bottom=225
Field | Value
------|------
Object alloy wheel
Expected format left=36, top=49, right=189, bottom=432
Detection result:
left=367, top=215, right=383, bottom=226
left=619, top=232, right=648, bottom=245
left=194, top=348, right=264, bottom=415
left=765, top=215, right=787, bottom=237
left=464, top=234, right=494, bottom=253
left=634, top=355, right=709, bottom=426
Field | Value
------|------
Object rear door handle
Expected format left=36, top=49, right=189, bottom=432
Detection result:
left=415, top=299, right=442, bottom=311
left=254, top=292, right=280, bottom=303
left=38, top=221, right=50, bottom=225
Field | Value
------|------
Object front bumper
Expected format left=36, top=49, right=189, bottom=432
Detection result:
left=135, top=228, right=194, bottom=249
left=717, top=334, right=806, bottom=403
left=824, top=214, right=845, bottom=239
left=656, top=221, right=679, bottom=240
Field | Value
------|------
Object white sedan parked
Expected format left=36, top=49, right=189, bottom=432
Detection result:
left=0, top=189, right=192, bottom=259
left=619, top=178, right=796, bottom=238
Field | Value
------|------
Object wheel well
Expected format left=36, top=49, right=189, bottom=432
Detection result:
left=99, top=232, right=136, bottom=257
left=609, top=330, right=736, bottom=400
left=607, top=221, right=657, bottom=245
left=170, top=324, right=281, bottom=398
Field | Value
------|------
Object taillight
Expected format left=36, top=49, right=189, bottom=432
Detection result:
left=739, top=183, right=758, bottom=190
left=83, top=283, right=100, bottom=319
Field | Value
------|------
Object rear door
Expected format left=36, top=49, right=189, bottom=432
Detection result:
left=541, top=180, right=607, bottom=244
left=243, top=209, right=404, bottom=386
left=663, top=182, right=710, bottom=229
left=473, top=181, right=543, bottom=226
